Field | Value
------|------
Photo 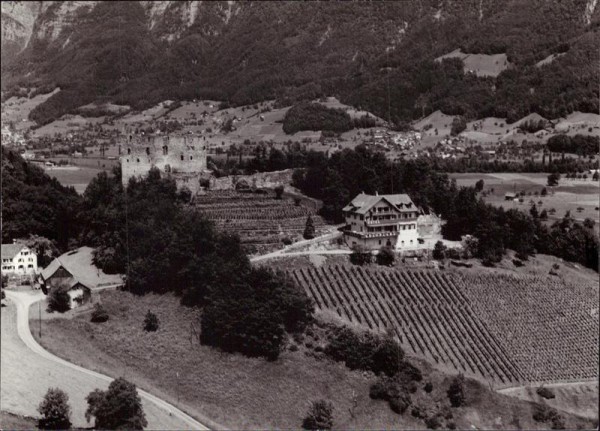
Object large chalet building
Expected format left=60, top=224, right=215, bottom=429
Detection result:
left=342, top=192, right=421, bottom=250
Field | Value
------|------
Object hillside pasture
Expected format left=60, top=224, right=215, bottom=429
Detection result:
left=32, top=114, right=106, bottom=138
left=435, top=49, right=510, bottom=77
left=450, top=172, right=599, bottom=223
left=32, top=289, right=596, bottom=430
left=2, top=88, right=60, bottom=131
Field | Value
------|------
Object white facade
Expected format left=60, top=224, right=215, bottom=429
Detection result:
left=343, top=193, right=421, bottom=251
left=1, top=245, right=38, bottom=275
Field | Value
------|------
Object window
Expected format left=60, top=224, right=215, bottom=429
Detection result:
left=28, top=258, right=33, bottom=262
left=146, top=147, right=150, bottom=155
left=18, top=258, right=23, bottom=262
left=180, top=155, right=184, bottom=161
left=127, top=148, right=131, bottom=155
left=136, top=158, right=140, bottom=163
left=18, top=265, right=23, bottom=269
left=22, top=251, right=28, bottom=255
left=190, top=156, right=193, bottom=160
left=126, top=159, right=129, bottom=163
left=163, top=146, right=168, bottom=155
left=27, top=264, right=33, bottom=268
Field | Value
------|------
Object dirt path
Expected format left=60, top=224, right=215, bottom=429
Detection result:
left=1, top=291, right=210, bottom=430
left=498, top=381, right=599, bottom=419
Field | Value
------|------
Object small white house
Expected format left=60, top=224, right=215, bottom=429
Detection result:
left=1, top=242, right=38, bottom=275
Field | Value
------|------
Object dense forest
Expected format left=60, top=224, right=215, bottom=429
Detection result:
left=291, top=145, right=598, bottom=271
left=1, top=148, right=80, bottom=250
left=3, top=1, right=598, bottom=126
left=79, top=167, right=313, bottom=359
left=546, top=134, right=599, bottom=156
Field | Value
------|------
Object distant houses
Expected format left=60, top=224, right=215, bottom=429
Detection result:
left=40, top=246, right=124, bottom=308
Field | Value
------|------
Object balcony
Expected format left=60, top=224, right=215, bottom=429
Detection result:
left=365, top=218, right=398, bottom=226
left=344, top=230, right=397, bottom=239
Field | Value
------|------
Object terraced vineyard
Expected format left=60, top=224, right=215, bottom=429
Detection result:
left=458, top=273, right=599, bottom=383
left=195, top=190, right=327, bottom=254
left=289, top=265, right=599, bottom=386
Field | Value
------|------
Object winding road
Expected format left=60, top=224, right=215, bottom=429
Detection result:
left=1, top=290, right=210, bottom=430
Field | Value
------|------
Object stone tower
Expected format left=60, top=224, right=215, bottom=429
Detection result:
left=120, top=133, right=210, bottom=194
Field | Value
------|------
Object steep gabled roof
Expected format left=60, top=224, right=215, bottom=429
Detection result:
left=40, top=246, right=124, bottom=290
left=342, top=192, right=415, bottom=215
left=1, top=243, right=27, bottom=260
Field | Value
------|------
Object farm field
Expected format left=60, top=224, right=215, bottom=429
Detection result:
left=450, top=172, right=599, bottom=224
left=194, top=190, right=329, bottom=254
left=42, top=166, right=108, bottom=194
left=288, top=265, right=599, bottom=387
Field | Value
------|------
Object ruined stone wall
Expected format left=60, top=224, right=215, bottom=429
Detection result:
left=120, top=134, right=208, bottom=188
left=210, top=169, right=294, bottom=190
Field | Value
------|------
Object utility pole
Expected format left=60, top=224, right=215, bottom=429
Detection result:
left=38, top=300, right=42, bottom=339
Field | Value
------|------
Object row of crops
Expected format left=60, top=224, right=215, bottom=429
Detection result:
left=195, top=190, right=327, bottom=253
left=456, top=273, right=599, bottom=383
left=288, top=265, right=599, bottom=386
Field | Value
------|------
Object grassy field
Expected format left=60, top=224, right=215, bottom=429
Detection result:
left=2, top=88, right=60, bottom=132
left=31, top=290, right=595, bottom=430
left=436, top=49, right=510, bottom=77
left=0, top=411, right=38, bottom=430
left=43, top=166, right=108, bottom=194
left=450, top=172, right=599, bottom=224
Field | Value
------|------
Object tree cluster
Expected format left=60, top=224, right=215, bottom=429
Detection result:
left=201, top=268, right=313, bottom=360
left=324, top=326, right=406, bottom=377
left=547, top=134, right=599, bottom=157
left=85, top=378, right=147, bottom=430
left=292, top=145, right=598, bottom=271
left=1, top=148, right=80, bottom=251
left=283, top=102, right=353, bottom=134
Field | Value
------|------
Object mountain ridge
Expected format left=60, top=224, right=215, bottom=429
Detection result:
left=2, top=1, right=598, bottom=127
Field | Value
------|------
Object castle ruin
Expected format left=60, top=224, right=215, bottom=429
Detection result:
left=120, top=133, right=211, bottom=194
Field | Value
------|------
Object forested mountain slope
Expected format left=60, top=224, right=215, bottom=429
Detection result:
left=2, top=0, right=598, bottom=126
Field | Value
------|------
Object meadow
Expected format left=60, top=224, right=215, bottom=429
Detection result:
left=43, top=165, right=109, bottom=194
left=450, top=172, right=599, bottom=224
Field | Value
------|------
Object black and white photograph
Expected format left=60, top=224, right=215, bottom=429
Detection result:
left=1, top=1, right=599, bottom=430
